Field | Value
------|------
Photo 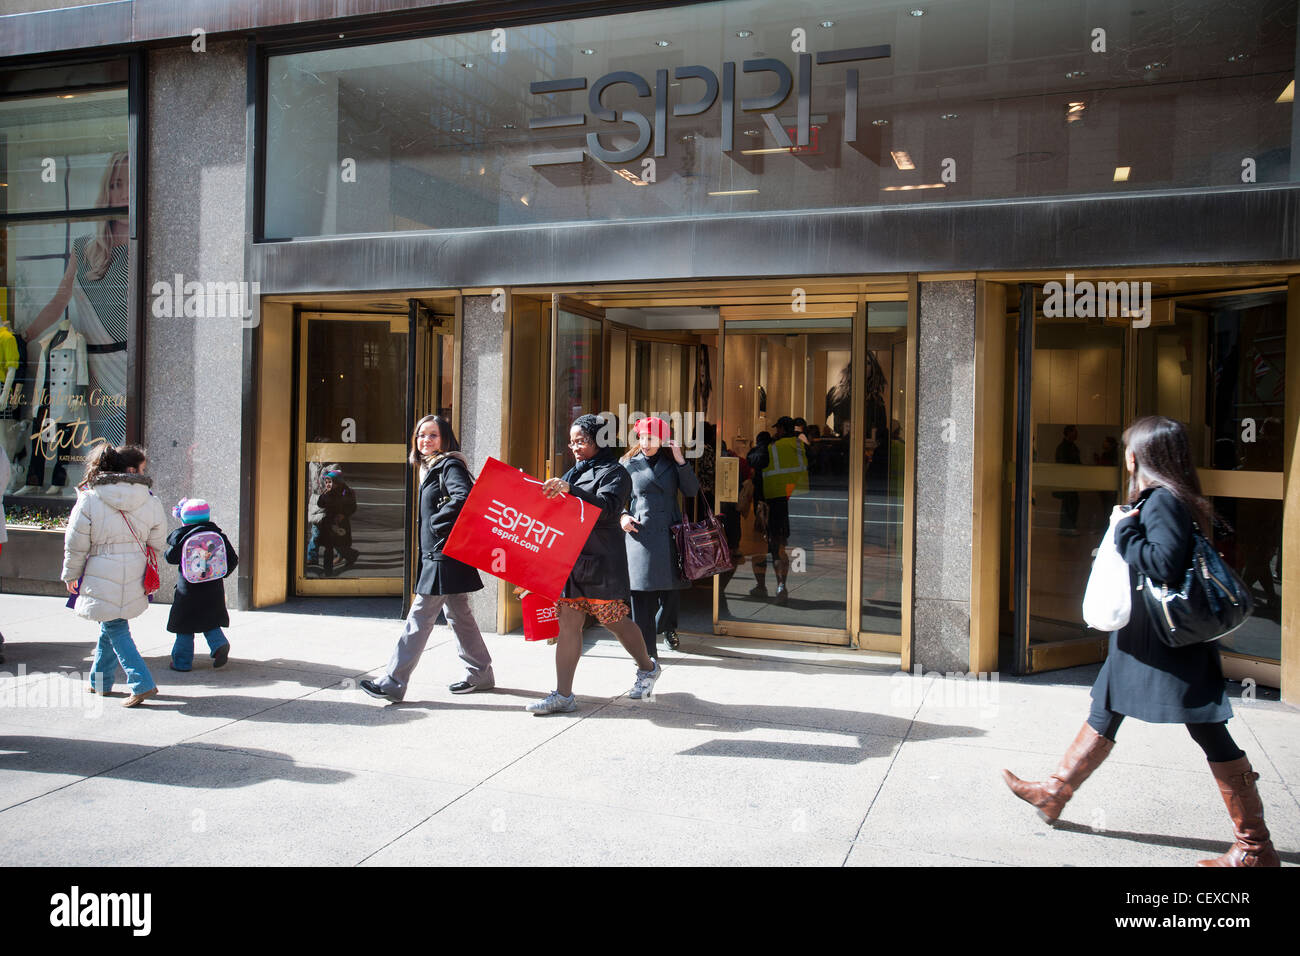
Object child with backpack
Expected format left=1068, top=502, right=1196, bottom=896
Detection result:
left=164, top=498, right=237, bottom=671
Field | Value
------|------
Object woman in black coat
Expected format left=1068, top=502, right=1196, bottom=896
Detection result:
left=526, top=414, right=662, bottom=715
left=1002, top=416, right=1278, bottom=867
left=360, top=415, right=492, bottom=703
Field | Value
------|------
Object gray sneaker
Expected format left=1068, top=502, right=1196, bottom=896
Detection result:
left=628, top=661, right=662, bottom=700
left=526, top=690, right=578, bottom=715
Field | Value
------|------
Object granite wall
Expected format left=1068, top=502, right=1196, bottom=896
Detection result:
left=912, top=280, right=977, bottom=673
left=143, top=41, right=247, bottom=608
left=458, top=295, right=505, bottom=631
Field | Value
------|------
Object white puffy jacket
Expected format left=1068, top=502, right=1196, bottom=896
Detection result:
left=62, top=473, right=167, bottom=622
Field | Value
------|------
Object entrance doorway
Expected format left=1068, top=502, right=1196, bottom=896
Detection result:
left=1005, top=275, right=1289, bottom=687
left=506, top=280, right=912, bottom=649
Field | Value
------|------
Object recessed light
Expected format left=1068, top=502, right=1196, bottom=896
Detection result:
left=655, top=40, right=671, bottom=47
left=820, top=20, right=835, bottom=28
left=872, top=119, right=890, bottom=126
left=1227, top=53, right=1250, bottom=63
left=909, top=9, right=925, bottom=16
left=890, top=150, right=915, bottom=171
left=940, top=112, right=959, bottom=120
left=1277, top=80, right=1295, bottom=103
left=502, top=123, right=516, bottom=129
left=736, top=30, right=753, bottom=38
left=1144, top=61, right=1166, bottom=71
left=744, top=128, right=762, bottom=136
left=462, top=62, right=474, bottom=69
left=58, top=94, right=76, bottom=99
left=1065, top=70, right=1087, bottom=79
left=580, top=48, right=596, bottom=55
left=882, top=183, right=945, bottom=191
left=1067, top=101, right=1086, bottom=113
left=521, top=196, right=530, bottom=205
left=451, top=127, right=466, bottom=133
left=1113, top=166, right=1131, bottom=182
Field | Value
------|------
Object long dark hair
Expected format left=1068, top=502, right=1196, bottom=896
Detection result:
left=80, top=442, right=147, bottom=488
left=1122, top=416, right=1214, bottom=531
left=409, top=414, right=460, bottom=468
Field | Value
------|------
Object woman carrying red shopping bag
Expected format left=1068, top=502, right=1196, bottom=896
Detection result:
left=527, top=413, right=662, bottom=715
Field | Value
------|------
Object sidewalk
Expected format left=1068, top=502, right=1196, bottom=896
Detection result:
left=1, top=593, right=1296, bottom=866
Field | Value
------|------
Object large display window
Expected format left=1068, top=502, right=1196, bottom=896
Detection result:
left=1, top=83, right=131, bottom=522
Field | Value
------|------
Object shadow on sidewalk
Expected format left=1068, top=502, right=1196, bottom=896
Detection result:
left=0, top=736, right=352, bottom=790
left=1049, top=818, right=1300, bottom=864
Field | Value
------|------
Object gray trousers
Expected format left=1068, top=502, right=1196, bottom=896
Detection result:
left=379, top=592, right=493, bottom=699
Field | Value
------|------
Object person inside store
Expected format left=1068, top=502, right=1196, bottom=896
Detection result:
left=316, top=468, right=360, bottom=576
left=748, top=417, right=808, bottom=606
left=1001, top=415, right=1279, bottom=867
left=528, top=413, right=662, bottom=715
left=620, top=415, right=699, bottom=657
left=361, top=415, right=494, bottom=702
left=1054, top=424, right=1082, bottom=535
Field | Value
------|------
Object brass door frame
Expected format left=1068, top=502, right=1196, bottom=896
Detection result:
left=295, top=311, right=408, bottom=596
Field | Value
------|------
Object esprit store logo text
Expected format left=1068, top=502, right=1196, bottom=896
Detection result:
left=486, top=499, right=566, bottom=553
left=528, top=43, right=890, bottom=166
left=1042, top=273, right=1153, bottom=327
left=50, top=886, right=151, bottom=936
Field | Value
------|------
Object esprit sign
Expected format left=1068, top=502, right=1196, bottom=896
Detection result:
left=528, top=44, right=891, bottom=166
left=486, top=498, right=566, bottom=553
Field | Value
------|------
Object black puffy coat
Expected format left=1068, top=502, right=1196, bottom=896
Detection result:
left=415, top=452, right=483, bottom=596
left=317, top=482, right=356, bottom=548
left=1090, top=486, right=1232, bottom=724
left=561, top=450, right=632, bottom=601
left=164, top=521, right=238, bottom=634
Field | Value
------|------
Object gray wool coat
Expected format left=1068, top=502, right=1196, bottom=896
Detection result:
left=622, top=451, right=701, bottom=592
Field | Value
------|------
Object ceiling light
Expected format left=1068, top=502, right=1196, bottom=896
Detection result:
left=58, top=94, right=75, bottom=99
left=580, top=48, right=595, bottom=55
left=744, top=128, right=762, bottom=136
left=1227, top=53, right=1250, bottom=63
left=872, top=118, right=890, bottom=126
left=708, top=189, right=760, bottom=196
left=461, top=62, right=474, bottom=69
left=655, top=40, right=671, bottom=47
left=1068, top=101, right=1086, bottom=113
left=940, top=112, right=959, bottom=120
left=521, top=195, right=530, bottom=205
left=736, top=30, right=753, bottom=38
left=1144, top=61, right=1166, bottom=71
left=1276, top=80, right=1294, bottom=103
left=882, top=183, right=945, bottom=191
left=820, top=20, right=835, bottom=28
left=502, top=123, right=516, bottom=129
left=741, top=147, right=798, bottom=155
left=890, top=150, right=915, bottom=171
left=451, top=127, right=466, bottom=133
left=909, top=9, right=925, bottom=16
left=1113, top=166, right=1131, bottom=182
left=1065, top=70, right=1087, bottom=79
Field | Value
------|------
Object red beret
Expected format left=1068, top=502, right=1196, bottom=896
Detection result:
left=633, top=417, right=671, bottom=440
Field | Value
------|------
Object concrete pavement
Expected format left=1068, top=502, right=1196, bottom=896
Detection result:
left=1, top=593, right=1296, bottom=866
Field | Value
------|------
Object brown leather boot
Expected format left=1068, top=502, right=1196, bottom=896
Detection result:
left=1001, top=723, right=1114, bottom=824
left=1197, top=757, right=1280, bottom=867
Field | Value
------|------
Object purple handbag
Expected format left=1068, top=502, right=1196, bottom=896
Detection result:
left=671, top=499, right=733, bottom=581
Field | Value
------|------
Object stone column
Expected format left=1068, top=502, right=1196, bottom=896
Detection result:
left=912, top=280, right=977, bottom=673
left=458, top=295, right=506, bottom=632
left=144, top=41, right=248, bottom=608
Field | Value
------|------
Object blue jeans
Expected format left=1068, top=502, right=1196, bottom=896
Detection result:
left=90, top=619, right=156, bottom=695
left=171, top=629, right=229, bottom=670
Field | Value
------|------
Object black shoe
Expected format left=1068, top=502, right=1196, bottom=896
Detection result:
left=450, top=680, right=494, bottom=694
left=341, top=549, right=360, bottom=572
left=212, top=644, right=230, bottom=669
left=360, top=679, right=401, bottom=702
left=775, top=586, right=789, bottom=606
left=665, top=631, right=680, bottom=650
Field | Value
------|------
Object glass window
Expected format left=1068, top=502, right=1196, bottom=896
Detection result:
left=264, top=0, right=1294, bottom=237
left=1, top=87, right=130, bottom=519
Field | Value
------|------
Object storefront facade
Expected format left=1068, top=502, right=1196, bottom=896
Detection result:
left=1, top=0, right=1297, bottom=702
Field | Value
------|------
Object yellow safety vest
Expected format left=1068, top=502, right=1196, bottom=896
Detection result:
left=761, top=437, right=809, bottom=499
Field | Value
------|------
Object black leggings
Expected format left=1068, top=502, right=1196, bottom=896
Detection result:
left=1087, top=701, right=1244, bottom=763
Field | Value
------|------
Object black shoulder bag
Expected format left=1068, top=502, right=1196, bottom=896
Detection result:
left=1138, top=524, right=1254, bottom=648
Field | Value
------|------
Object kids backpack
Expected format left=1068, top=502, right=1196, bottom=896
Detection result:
left=180, top=530, right=229, bottom=584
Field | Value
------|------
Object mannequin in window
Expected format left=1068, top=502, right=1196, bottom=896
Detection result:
left=23, top=152, right=130, bottom=449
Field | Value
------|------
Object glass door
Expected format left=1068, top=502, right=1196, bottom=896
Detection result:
left=550, top=295, right=605, bottom=478
left=296, top=312, right=409, bottom=595
left=718, top=315, right=857, bottom=643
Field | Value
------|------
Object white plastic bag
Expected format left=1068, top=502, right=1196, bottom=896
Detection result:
left=1082, top=520, right=1131, bottom=631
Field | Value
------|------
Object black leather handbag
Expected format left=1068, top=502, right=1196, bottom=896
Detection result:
left=1138, top=528, right=1254, bottom=648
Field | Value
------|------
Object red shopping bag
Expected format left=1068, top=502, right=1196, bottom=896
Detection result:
left=521, top=592, right=560, bottom=642
left=443, top=456, right=597, bottom=600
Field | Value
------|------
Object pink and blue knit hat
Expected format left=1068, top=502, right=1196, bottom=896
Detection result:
left=173, top=498, right=211, bottom=524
